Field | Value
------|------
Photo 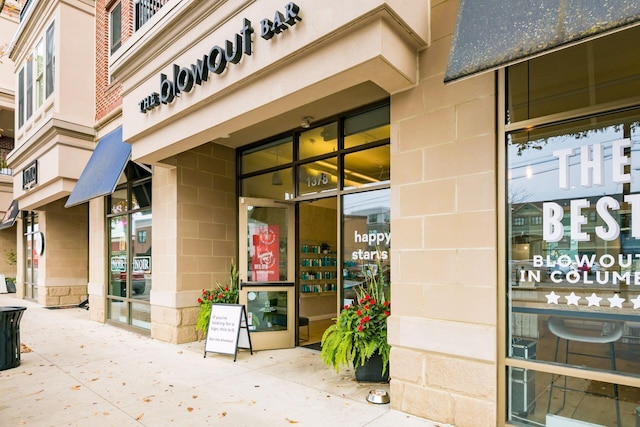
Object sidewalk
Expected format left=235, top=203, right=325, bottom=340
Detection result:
left=0, top=294, right=439, bottom=426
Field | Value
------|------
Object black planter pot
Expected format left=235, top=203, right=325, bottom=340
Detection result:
left=355, top=353, right=389, bottom=383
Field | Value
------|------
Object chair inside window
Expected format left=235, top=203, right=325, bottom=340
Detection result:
left=546, top=317, right=624, bottom=427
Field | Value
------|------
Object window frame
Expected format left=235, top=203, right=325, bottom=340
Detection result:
left=18, top=67, right=24, bottom=128
left=499, top=30, right=640, bottom=425
left=45, top=21, right=54, bottom=98
left=109, top=2, right=122, bottom=55
left=35, top=37, right=45, bottom=109
left=25, top=58, right=33, bottom=120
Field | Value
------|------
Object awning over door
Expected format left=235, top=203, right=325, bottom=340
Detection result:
left=445, top=0, right=640, bottom=83
left=65, top=127, right=131, bottom=208
left=0, top=200, right=19, bottom=230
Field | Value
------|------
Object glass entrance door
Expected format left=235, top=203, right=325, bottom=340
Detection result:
left=239, top=197, right=295, bottom=350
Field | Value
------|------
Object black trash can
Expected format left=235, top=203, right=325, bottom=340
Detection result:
left=0, top=306, right=27, bottom=371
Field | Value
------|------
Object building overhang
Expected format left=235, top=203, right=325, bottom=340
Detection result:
left=111, top=0, right=429, bottom=166
left=445, top=0, right=640, bottom=83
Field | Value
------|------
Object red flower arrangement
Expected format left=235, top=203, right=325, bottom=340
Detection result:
left=195, top=261, right=239, bottom=334
left=321, top=261, right=391, bottom=377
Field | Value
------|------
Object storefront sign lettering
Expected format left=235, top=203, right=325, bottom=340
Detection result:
left=111, top=256, right=127, bottom=272
left=352, top=230, right=390, bottom=260
left=22, top=160, right=38, bottom=190
left=543, top=140, right=635, bottom=243
left=133, top=256, right=151, bottom=272
left=138, top=3, right=302, bottom=113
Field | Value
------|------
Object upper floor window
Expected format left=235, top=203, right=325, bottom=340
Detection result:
left=110, top=2, right=122, bottom=55
left=35, top=38, right=45, bottom=108
left=45, top=22, right=54, bottom=97
left=134, top=0, right=168, bottom=31
left=17, top=22, right=55, bottom=129
left=18, top=68, right=24, bottom=128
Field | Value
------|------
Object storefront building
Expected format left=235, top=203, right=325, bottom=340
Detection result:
left=0, top=3, right=18, bottom=283
left=6, top=0, right=94, bottom=305
left=5, top=0, right=640, bottom=425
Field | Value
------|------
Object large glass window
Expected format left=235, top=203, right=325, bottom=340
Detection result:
left=239, top=102, right=391, bottom=345
left=239, top=103, right=390, bottom=199
left=342, top=189, right=390, bottom=304
left=107, top=163, right=152, bottom=331
left=23, top=212, right=39, bottom=301
left=505, top=28, right=640, bottom=427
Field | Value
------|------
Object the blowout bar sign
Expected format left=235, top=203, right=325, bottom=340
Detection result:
left=138, top=3, right=302, bottom=113
left=533, top=138, right=640, bottom=284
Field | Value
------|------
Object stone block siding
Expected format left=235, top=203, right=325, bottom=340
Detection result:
left=151, top=306, right=200, bottom=344
left=40, top=284, right=88, bottom=306
left=388, top=0, right=498, bottom=425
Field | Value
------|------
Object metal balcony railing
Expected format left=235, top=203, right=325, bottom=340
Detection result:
left=135, top=0, right=169, bottom=31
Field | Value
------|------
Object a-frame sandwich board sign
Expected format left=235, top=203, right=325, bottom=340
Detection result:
left=204, top=303, right=253, bottom=361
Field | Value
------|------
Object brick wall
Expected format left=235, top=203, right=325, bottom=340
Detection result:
left=95, top=0, right=134, bottom=122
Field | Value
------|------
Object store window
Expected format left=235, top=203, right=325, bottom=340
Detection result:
left=342, top=188, right=390, bottom=305
left=239, top=102, right=391, bottom=341
left=107, top=162, right=152, bottom=331
left=505, top=27, right=640, bottom=427
left=23, top=212, right=39, bottom=301
left=239, top=103, right=390, bottom=199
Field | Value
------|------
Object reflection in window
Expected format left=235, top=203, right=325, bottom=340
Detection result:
left=241, top=137, right=292, bottom=174
left=241, top=168, right=293, bottom=200
left=106, top=162, right=152, bottom=329
left=507, top=111, right=640, bottom=426
left=507, top=25, right=640, bottom=123
left=344, top=104, right=390, bottom=149
left=299, top=123, right=338, bottom=160
left=246, top=291, right=288, bottom=332
left=342, top=189, right=390, bottom=305
left=343, top=145, right=390, bottom=190
left=297, top=158, right=337, bottom=196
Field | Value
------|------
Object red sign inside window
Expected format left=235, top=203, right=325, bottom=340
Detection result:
left=251, top=225, right=279, bottom=281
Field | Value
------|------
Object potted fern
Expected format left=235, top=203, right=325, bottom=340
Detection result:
left=321, top=262, right=390, bottom=382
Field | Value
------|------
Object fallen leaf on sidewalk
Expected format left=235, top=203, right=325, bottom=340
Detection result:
left=187, top=407, right=194, bottom=412
left=71, top=385, right=81, bottom=390
left=20, top=343, right=31, bottom=353
left=219, top=412, right=227, bottom=418
left=135, top=413, right=144, bottom=421
left=286, top=418, right=299, bottom=424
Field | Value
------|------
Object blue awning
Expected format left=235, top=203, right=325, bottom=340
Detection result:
left=0, top=200, right=19, bottom=230
left=65, top=127, right=131, bottom=208
left=445, top=0, right=640, bottom=83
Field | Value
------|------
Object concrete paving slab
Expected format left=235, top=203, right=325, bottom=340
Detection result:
left=0, top=294, right=443, bottom=426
